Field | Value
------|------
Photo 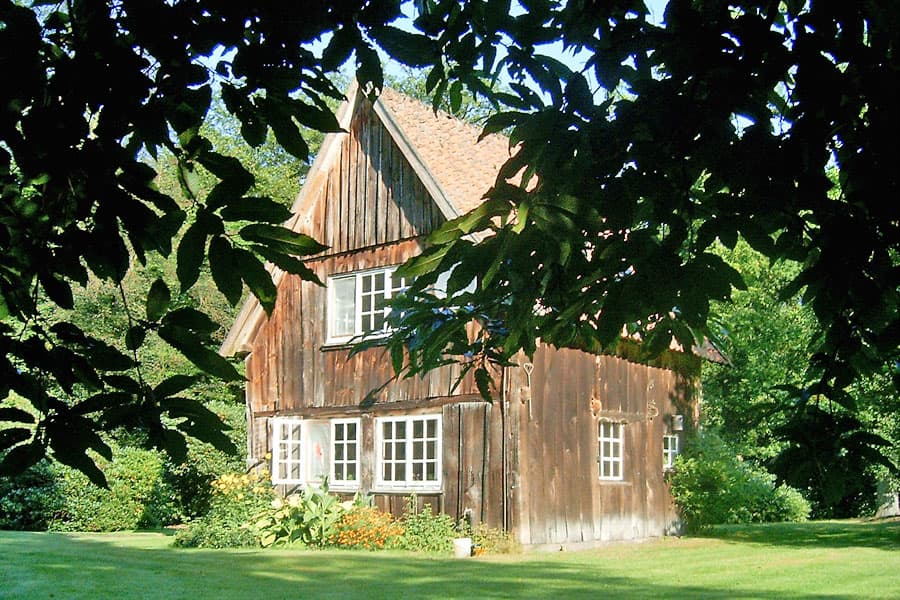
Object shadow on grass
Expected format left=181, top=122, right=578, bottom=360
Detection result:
left=704, top=519, right=900, bottom=550
left=0, top=529, right=876, bottom=600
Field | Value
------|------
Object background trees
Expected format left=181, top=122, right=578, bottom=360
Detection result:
left=1, top=0, right=898, bottom=498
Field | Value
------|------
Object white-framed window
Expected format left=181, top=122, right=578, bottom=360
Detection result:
left=663, top=433, right=679, bottom=470
left=331, top=418, right=360, bottom=489
left=599, top=420, right=624, bottom=481
left=327, top=266, right=408, bottom=343
left=272, top=417, right=304, bottom=484
left=270, top=417, right=360, bottom=490
left=375, top=415, right=441, bottom=491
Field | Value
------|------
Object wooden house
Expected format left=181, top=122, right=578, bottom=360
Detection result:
left=220, top=83, right=705, bottom=548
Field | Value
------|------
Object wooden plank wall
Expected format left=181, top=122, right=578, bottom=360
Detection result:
left=512, top=345, right=691, bottom=546
left=301, top=99, right=444, bottom=255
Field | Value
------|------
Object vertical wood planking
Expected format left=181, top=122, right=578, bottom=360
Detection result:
left=366, top=108, right=379, bottom=247
left=442, top=404, right=461, bottom=523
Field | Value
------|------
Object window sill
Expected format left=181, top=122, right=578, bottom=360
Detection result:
left=321, top=335, right=391, bottom=351
left=598, top=479, right=631, bottom=486
left=371, top=487, right=442, bottom=495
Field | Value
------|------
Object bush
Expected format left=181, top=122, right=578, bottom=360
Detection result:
left=469, top=523, right=522, bottom=555
left=395, top=498, right=457, bottom=554
left=251, top=484, right=347, bottom=548
left=669, top=431, right=810, bottom=532
left=163, top=399, right=247, bottom=521
left=173, top=471, right=275, bottom=548
left=0, top=460, right=63, bottom=530
left=48, top=446, right=178, bottom=532
left=330, top=506, right=403, bottom=550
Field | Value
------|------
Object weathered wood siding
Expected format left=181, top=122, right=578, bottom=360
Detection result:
left=243, top=96, right=508, bottom=528
left=242, top=91, right=697, bottom=544
left=510, top=345, right=694, bottom=546
left=295, top=98, right=443, bottom=254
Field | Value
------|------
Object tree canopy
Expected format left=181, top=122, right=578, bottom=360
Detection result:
left=1, top=0, right=898, bottom=481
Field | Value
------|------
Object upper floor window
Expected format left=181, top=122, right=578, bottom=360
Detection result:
left=327, top=266, right=408, bottom=343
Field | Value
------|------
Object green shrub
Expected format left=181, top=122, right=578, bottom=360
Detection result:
left=669, top=431, right=811, bottom=532
left=173, top=471, right=275, bottom=548
left=163, top=399, right=247, bottom=521
left=48, top=446, right=178, bottom=532
left=395, top=498, right=457, bottom=554
left=251, top=484, right=346, bottom=548
left=330, top=506, right=403, bottom=550
left=0, top=460, right=63, bottom=530
left=470, top=523, right=522, bottom=555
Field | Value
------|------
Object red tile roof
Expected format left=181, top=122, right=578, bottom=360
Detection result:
left=376, top=87, right=511, bottom=216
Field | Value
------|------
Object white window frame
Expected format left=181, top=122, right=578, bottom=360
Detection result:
left=375, top=415, right=442, bottom=492
left=330, top=418, right=361, bottom=491
left=270, top=417, right=360, bottom=491
left=271, top=417, right=304, bottom=485
left=326, top=266, right=408, bottom=344
left=599, top=420, right=625, bottom=481
left=663, top=433, right=679, bottom=470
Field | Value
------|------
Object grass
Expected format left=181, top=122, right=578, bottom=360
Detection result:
left=1, top=520, right=898, bottom=599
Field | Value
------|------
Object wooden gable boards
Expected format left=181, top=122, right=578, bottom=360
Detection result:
left=221, top=83, right=469, bottom=356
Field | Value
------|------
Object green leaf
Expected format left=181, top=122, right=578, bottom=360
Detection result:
left=163, top=307, right=220, bottom=336
left=177, top=220, right=208, bottom=292
left=72, top=392, right=131, bottom=416
left=233, top=248, right=277, bottom=315
left=0, top=407, right=35, bottom=424
left=39, top=272, right=73, bottom=309
left=154, top=374, right=202, bottom=399
left=0, top=428, right=32, bottom=451
left=239, top=224, right=327, bottom=255
left=125, top=325, right=147, bottom=351
left=0, top=441, right=44, bottom=476
left=158, top=324, right=242, bottom=382
left=322, top=26, right=357, bottom=72
left=371, top=26, right=436, bottom=68
left=209, top=236, right=244, bottom=305
left=219, top=197, right=293, bottom=223
left=474, top=367, right=493, bottom=402
left=293, top=101, right=342, bottom=133
left=253, top=245, right=324, bottom=286
left=146, top=278, right=171, bottom=321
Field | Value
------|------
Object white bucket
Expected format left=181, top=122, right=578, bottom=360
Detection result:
left=452, top=537, right=472, bottom=558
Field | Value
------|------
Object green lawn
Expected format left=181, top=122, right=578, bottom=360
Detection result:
left=2, top=520, right=898, bottom=599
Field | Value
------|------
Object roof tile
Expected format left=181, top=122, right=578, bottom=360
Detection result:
left=376, top=87, right=511, bottom=215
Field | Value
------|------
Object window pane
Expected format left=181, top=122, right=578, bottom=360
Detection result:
left=396, top=463, right=406, bottom=481
left=347, top=464, right=356, bottom=480
left=426, top=463, right=436, bottom=481
left=413, top=420, right=423, bottom=438
left=332, top=277, right=356, bottom=337
left=426, top=419, right=436, bottom=438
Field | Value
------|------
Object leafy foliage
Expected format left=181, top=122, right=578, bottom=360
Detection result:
left=394, top=497, right=458, bottom=554
left=330, top=505, right=404, bottom=551
left=669, top=431, right=810, bottom=532
left=251, top=484, right=348, bottom=548
left=46, top=446, right=178, bottom=532
left=173, top=470, right=276, bottom=549
left=2, top=0, right=899, bottom=484
left=0, top=460, right=62, bottom=531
